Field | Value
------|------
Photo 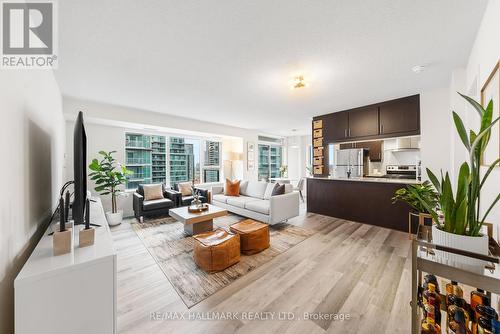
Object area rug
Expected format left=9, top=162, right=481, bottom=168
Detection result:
left=131, top=214, right=316, bottom=308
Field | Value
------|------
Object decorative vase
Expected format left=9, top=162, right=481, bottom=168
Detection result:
left=105, top=210, right=123, bottom=226
left=431, top=225, right=489, bottom=273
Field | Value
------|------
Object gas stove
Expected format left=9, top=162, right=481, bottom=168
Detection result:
left=382, top=165, right=417, bottom=179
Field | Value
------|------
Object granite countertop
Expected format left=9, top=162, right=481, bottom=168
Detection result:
left=307, top=176, right=421, bottom=185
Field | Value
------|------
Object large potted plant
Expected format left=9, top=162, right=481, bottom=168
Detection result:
left=422, top=94, right=499, bottom=270
left=392, top=181, right=438, bottom=234
left=89, top=151, right=132, bottom=226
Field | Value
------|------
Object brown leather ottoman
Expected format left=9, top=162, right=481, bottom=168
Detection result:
left=230, top=219, right=270, bottom=255
left=193, top=229, right=240, bottom=273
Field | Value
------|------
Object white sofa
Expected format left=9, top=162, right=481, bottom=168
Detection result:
left=211, top=180, right=300, bottom=225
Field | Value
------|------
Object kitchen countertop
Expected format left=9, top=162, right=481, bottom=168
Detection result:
left=308, top=176, right=421, bottom=185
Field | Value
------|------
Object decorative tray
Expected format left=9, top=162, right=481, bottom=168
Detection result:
left=188, top=204, right=209, bottom=213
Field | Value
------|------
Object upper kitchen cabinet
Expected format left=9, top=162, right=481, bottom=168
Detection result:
left=323, top=111, right=349, bottom=142
left=379, top=95, right=420, bottom=136
left=348, top=106, right=379, bottom=138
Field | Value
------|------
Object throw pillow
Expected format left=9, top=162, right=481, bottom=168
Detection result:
left=271, top=183, right=285, bottom=196
left=143, top=184, right=164, bottom=201
left=225, top=179, right=240, bottom=196
left=177, top=182, right=193, bottom=196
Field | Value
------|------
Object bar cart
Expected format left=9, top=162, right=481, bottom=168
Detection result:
left=411, top=225, right=500, bottom=333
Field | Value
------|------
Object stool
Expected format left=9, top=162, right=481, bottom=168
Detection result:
left=193, top=229, right=240, bottom=272
left=230, top=219, right=270, bottom=255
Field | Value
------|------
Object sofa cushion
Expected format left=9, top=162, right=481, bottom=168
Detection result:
left=226, top=196, right=259, bottom=209
left=143, top=198, right=174, bottom=211
left=143, top=184, right=164, bottom=201
left=225, top=179, right=240, bottom=196
left=244, top=181, right=268, bottom=199
left=245, top=200, right=270, bottom=215
left=213, top=194, right=231, bottom=203
left=284, top=184, right=293, bottom=194
left=177, top=182, right=193, bottom=196
left=239, top=180, right=249, bottom=195
left=272, top=183, right=285, bottom=196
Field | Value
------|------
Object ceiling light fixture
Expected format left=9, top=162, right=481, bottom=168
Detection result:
left=411, top=65, right=425, bottom=74
left=291, top=75, right=309, bottom=89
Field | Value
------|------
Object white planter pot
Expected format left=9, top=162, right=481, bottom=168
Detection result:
left=105, top=210, right=123, bottom=226
left=431, top=225, right=488, bottom=273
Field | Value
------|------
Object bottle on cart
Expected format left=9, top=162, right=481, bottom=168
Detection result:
left=423, top=274, right=440, bottom=293
left=478, top=316, right=493, bottom=334
left=476, top=305, right=498, bottom=334
left=447, top=295, right=471, bottom=332
left=471, top=289, right=490, bottom=334
left=449, top=308, right=470, bottom=334
left=423, top=283, right=442, bottom=324
left=446, top=281, right=463, bottom=308
left=422, top=316, right=441, bottom=334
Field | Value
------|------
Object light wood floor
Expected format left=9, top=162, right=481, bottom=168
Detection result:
left=110, top=211, right=412, bottom=334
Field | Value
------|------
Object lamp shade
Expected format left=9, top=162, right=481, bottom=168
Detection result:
left=228, top=151, right=243, bottom=161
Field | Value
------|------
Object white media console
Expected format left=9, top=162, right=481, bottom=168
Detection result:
left=15, top=197, right=116, bottom=334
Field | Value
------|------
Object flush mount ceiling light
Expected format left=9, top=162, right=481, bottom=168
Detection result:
left=411, top=65, right=426, bottom=74
left=291, top=75, right=309, bottom=89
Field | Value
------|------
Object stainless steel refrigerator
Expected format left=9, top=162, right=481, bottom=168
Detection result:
left=334, top=148, right=367, bottom=178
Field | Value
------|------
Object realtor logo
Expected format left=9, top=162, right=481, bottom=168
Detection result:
left=1, top=1, right=58, bottom=68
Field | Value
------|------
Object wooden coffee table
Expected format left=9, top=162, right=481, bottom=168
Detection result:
left=168, top=204, right=228, bottom=235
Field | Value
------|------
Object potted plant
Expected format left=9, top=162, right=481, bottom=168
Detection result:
left=392, top=181, right=438, bottom=234
left=421, top=94, right=499, bottom=270
left=89, top=151, right=132, bottom=226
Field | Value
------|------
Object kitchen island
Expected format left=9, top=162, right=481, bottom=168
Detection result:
left=307, top=176, right=418, bottom=233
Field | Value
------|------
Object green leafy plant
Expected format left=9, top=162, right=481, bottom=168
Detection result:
left=88, top=151, right=133, bottom=213
left=423, top=93, right=500, bottom=236
left=392, top=181, right=438, bottom=214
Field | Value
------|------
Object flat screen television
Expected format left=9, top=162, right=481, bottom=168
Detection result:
left=73, top=111, right=87, bottom=225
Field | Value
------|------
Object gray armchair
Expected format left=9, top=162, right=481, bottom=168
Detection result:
left=133, top=184, right=179, bottom=220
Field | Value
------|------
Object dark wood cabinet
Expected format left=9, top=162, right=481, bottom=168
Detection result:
left=315, top=95, right=420, bottom=145
left=339, top=140, right=382, bottom=161
left=379, top=95, right=419, bottom=136
left=307, top=178, right=412, bottom=233
left=356, top=140, right=382, bottom=162
left=323, top=111, right=348, bottom=142
left=348, top=107, right=379, bottom=138
left=339, top=143, right=354, bottom=149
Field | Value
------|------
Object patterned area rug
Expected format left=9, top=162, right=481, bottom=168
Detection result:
left=131, top=214, right=316, bottom=308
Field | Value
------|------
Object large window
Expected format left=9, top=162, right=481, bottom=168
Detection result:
left=202, top=141, right=221, bottom=183
left=258, top=144, right=282, bottom=181
left=125, top=133, right=221, bottom=189
left=169, top=137, right=200, bottom=185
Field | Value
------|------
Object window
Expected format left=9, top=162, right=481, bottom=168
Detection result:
left=125, top=133, right=154, bottom=189
left=125, top=133, right=221, bottom=189
left=258, top=144, right=282, bottom=181
left=202, top=141, right=221, bottom=182
left=169, top=137, right=200, bottom=185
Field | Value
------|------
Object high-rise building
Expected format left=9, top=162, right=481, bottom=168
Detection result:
left=125, top=133, right=153, bottom=189
left=169, top=137, right=195, bottom=185
left=202, top=141, right=220, bottom=182
left=151, top=136, right=166, bottom=184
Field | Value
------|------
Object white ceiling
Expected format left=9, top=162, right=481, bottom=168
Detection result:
left=56, top=0, right=488, bottom=136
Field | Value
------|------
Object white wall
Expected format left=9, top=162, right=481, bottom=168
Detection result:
left=64, top=97, right=262, bottom=216
left=420, top=87, right=453, bottom=178
left=462, top=0, right=500, bottom=233
left=0, top=71, right=64, bottom=334
left=285, top=135, right=311, bottom=181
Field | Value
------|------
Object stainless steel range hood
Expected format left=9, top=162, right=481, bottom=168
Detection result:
left=386, top=137, right=420, bottom=152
